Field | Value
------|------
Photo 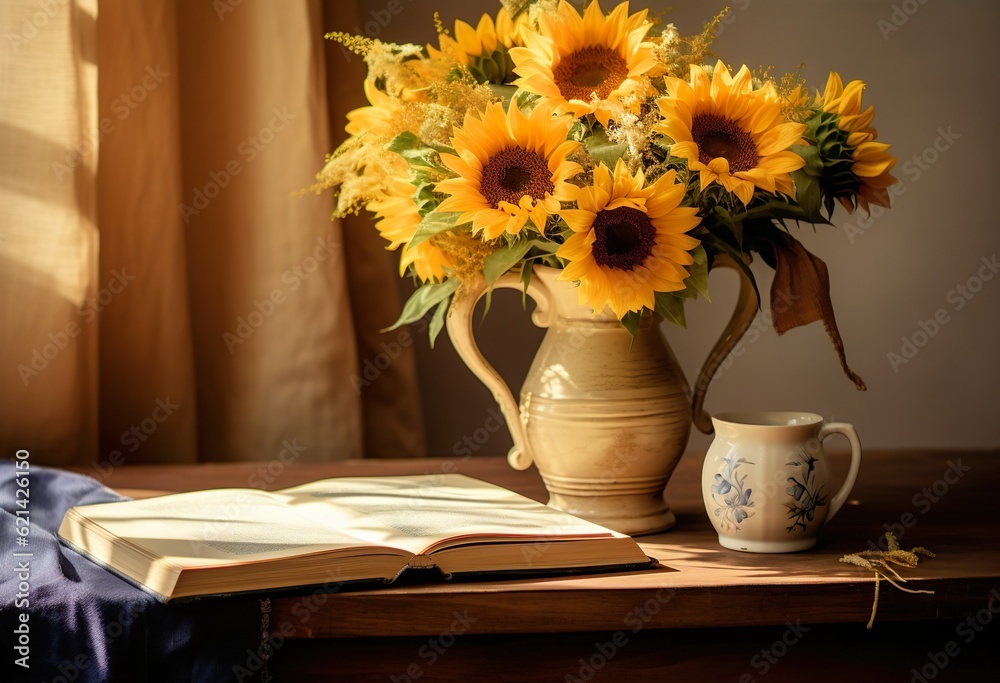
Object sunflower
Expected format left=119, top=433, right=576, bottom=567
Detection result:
left=510, top=0, right=660, bottom=126
left=435, top=101, right=582, bottom=240
left=428, top=9, right=529, bottom=84
left=656, top=61, right=807, bottom=205
left=367, top=176, right=453, bottom=283
left=556, top=160, right=701, bottom=318
left=817, top=72, right=898, bottom=213
left=345, top=79, right=399, bottom=137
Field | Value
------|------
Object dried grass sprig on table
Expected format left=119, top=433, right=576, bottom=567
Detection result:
left=840, top=532, right=936, bottom=629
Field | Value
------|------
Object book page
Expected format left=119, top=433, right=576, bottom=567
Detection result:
left=70, top=488, right=394, bottom=567
left=274, top=474, right=617, bottom=555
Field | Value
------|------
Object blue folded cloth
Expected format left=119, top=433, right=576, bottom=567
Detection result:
left=1, top=461, right=263, bottom=683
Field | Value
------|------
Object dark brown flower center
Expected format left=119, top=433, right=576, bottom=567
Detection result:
left=553, top=46, right=628, bottom=101
left=591, top=207, right=655, bottom=271
left=691, top=113, right=759, bottom=172
left=480, top=146, right=554, bottom=209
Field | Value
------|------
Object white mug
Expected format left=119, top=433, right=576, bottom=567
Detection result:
left=702, top=412, right=862, bottom=553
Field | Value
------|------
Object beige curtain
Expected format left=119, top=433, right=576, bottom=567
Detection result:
left=0, top=0, right=425, bottom=466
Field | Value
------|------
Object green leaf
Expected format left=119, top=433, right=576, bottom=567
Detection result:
left=384, top=278, right=460, bottom=332
left=428, top=297, right=450, bottom=349
left=407, top=212, right=461, bottom=250
left=792, top=144, right=824, bottom=177
left=791, top=169, right=824, bottom=223
left=483, top=239, right=533, bottom=285
left=387, top=130, right=453, bottom=155
left=411, top=172, right=438, bottom=213
left=713, top=206, right=743, bottom=247
left=739, top=196, right=831, bottom=226
left=528, top=238, right=560, bottom=254
left=386, top=131, right=453, bottom=171
left=824, top=192, right=837, bottom=220
left=621, top=310, right=642, bottom=338
left=584, top=128, right=628, bottom=168
left=654, top=292, right=687, bottom=328
left=674, top=244, right=710, bottom=301
left=698, top=232, right=762, bottom=309
left=483, top=58, right=500, bottom=84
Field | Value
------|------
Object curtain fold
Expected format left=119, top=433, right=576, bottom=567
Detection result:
left=96, top=0, right=198, bottom=465
left=322, top=0, right=428, bottom=458
left=0, top=0, right=100, bottom=466
left=0, top=0, right=425, bottom=465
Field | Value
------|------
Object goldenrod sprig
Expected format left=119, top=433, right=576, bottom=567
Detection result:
left=840, top=532, right=936, bottom=629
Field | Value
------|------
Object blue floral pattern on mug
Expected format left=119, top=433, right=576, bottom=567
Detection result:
left=710, top=450, right=755, bottom=531
left=785, top=449, right=827, bottom=533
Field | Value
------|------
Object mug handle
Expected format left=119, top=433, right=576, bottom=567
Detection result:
left=691, top=253, right=759, bottom=434
left=818, top=422, right=863, bottom=521
left=445, top=269, right=556, bottom=471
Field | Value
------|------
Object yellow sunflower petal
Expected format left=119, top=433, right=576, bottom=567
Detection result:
left=655, top=62, right=812, bottom=205
left=435, top=100, right=580, bottom=239
left=561, top=209, right=597, bottom=233
left=822, top=72, right=844, bottom=111
left=556, top=159, right=700, bottom=319
left=755, top=121, right=808, bottom=157
left=512, top=0, right=658, bottom=124
left=454, top=20, right=482, bottom=56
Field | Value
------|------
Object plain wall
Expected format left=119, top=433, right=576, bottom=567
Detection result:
left=355, top=0, right=1000, bottom=456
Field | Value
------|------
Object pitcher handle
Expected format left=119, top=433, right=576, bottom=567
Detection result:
left=445, top=269, right=555, bottom=470
left=818, top=422, right=863, bottom=522
left=691, top=253, right=759, bottom=434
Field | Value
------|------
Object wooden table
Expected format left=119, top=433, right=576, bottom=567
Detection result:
left=86, top=450, right=1000, bottom=682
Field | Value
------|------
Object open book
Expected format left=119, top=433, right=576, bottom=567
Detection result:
left=58, top=474, right=651, bottom=601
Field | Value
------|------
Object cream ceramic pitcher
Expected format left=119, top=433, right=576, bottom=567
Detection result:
left=703, top=412, right=862, bottom=552
left=446, top=257, right=757, bottom=535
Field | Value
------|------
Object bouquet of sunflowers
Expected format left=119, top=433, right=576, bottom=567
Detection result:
left=313, top=0, right=897, bottom=388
